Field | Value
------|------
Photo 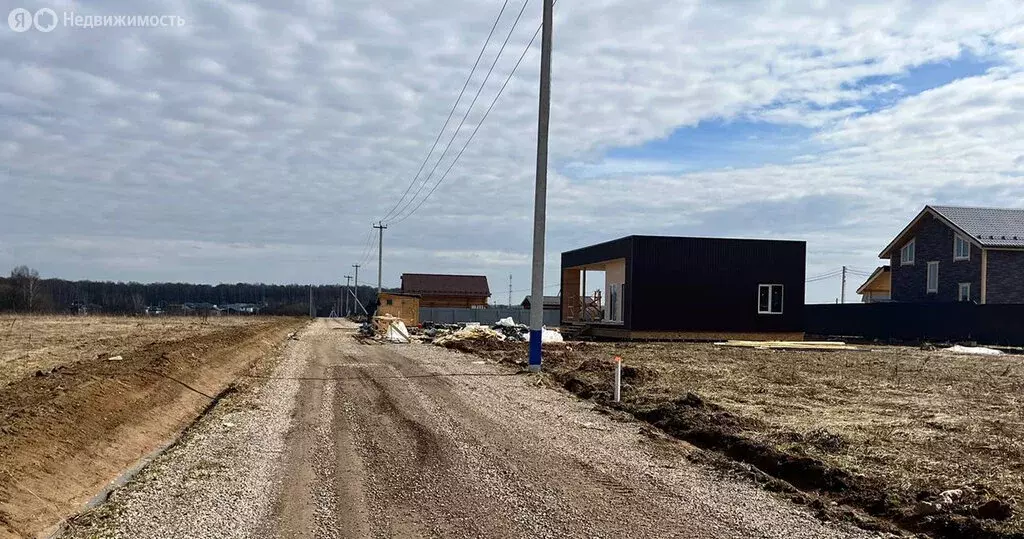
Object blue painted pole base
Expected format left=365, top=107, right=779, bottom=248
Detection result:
left=528, top=329, right=542, bottom=372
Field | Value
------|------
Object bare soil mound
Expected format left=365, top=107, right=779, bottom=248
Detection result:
left=0, top=317, right=305, bottom=538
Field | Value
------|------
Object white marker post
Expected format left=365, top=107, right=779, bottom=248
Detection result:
left=613, top=356, right=622, bottom=403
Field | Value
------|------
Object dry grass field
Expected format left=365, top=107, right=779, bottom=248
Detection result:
left=461, top=340, right=1024, bottom=538
left=0, top=315, right=258, bottom=387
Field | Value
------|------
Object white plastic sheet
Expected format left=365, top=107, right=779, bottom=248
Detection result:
left=520, top=327, right=564, bottom=343
left=946, top=344, right=1003, bottom=356
left=385, top=320, right=411, bottom=343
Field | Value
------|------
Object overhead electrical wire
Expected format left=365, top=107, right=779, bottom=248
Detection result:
left=509, top=283, right=561, bottom=295
left=389, top=1, right=550, bottom=225
left=806, top=270, right=843, bottom=283
left=389, top=0, right=533, bottom=224
left=376, top=0, right=511, bottom=224
left=355, top=228, right=376, bottom=266
left=806, top=271, right=841, bottom=280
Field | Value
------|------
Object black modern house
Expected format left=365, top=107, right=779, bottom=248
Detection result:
left=560, top=235, right=806, bottom=340
left=879, top=205, right=1024, bottom=304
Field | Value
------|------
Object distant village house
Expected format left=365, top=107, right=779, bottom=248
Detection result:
left=400, top=273, right=490, bottom=308
left=879, top=205, right=1024, bottom=304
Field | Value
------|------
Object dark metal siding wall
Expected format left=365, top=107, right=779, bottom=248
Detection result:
left=561, top=237, right=633, bottom=267
left=806, top=303, right=1024, bottom=345
left=628, top=236, right=806, bottom=332
left=560, top=236, right=805, bottom=333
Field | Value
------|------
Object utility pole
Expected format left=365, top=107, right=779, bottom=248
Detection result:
left=352, top=264, right=360, bottom=314
left=309, top=285, right=314, bottom=318
left=508, top=274, right=513, bottom=307
left=841, top=265, right=847, bottom=304
left=344, top=275, right=353, bottom=316
left=374, top=222, right=387, bottom=300
left=528, top=0, right=554, bottom=372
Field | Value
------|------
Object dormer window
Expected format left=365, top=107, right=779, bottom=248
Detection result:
left=954, top=235, right=970, bottom=261
left=900, top=239, right=915, bottom=265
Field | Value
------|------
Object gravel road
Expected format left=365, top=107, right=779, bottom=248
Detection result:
left=64, top=319, right=880, bottom=538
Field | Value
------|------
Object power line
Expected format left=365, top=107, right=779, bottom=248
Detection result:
left=356, top=228, right=376, bottom=266
left=390, top=2, right=549, bottom=225
left=509, top=283, right=560, bottom=295
left=377, top=0, right=511, bottom=223
left=390, top=0, right=532, bottom=224
left=806, top=271, right=843, bottom=283
left=806, top=270, right=839, bottom=282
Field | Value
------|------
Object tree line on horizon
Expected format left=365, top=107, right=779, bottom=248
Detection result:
left=0, top=266, right=381, bottom=316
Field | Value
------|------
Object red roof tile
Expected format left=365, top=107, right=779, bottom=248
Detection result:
left=400, top=273, right=490, bottom=297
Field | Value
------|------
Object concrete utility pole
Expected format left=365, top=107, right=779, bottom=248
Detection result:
left=374, top=222, right=387, bottom=300
left=344, top=275, right=353, bottom=316
left=352, top=264, right=360, bottom=312
left=528, top=0, right=554, bottom=372
left=841, top=265, right=847, bottom=304
left=508, top=274, right=513, bottom=307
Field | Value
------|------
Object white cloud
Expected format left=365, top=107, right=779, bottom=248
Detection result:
left=0, top=0, right=1023, bottom=302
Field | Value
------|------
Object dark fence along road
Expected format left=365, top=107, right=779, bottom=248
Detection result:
left=806, top=303, right=1024, bottom=346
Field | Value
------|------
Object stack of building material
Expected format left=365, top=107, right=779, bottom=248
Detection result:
left=714, top=340, right=863, bottom=351
left=434, top=325, right=505, bottom=347
left=373, top=315, right=411, bottom=344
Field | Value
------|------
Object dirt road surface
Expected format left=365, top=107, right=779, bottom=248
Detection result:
left=65, top=319, right=877, bottom=538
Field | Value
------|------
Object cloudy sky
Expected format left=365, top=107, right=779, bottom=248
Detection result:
left=1, top=0, right=1023, bottom=304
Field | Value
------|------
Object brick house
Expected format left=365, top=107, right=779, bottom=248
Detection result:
left=399, top=273, right=490, bottom=308
left=879, top=205, right=1024, bottom=304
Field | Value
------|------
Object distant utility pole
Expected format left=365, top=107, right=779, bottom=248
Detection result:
left=528, top=0, right=554, bottom=372
left=374, top=222, right=387, bottom=299
left=841, top=265, right=847, bottom=304
left=344, top=275, right=353, bottom=316
left=352, top=264, right=360, bottom=313
left=309, top=285, right=314, bottom=318
left=508, top=274, right=513, bottom=307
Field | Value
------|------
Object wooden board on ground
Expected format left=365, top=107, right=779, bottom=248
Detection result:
left=715, top=340, right=866, bottom=351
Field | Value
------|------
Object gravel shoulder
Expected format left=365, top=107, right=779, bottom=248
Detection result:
left=63, top=319, right=880, bottom=538
left=60, top=320, right=320, bottom=539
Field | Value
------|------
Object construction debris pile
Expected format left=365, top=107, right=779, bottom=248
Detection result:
left=360, top=316, right=565, bottom=348
left=427, top=319, right=564, bottom=351
left=359, top=315, right=412, bottom=343
left=434, top=325, right=507, bottom=347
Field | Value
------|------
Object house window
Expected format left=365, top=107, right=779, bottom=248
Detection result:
left=758, top=284, right=784, bottom=314
left=386, top=299, right=393, bottom=305
left=954, top=235, right=970, bottom=261
left=900, top=239, right=916, bottom=265
left=927, top=261, right=939, bottom=294
left=958, top=283, right=971, bottom=302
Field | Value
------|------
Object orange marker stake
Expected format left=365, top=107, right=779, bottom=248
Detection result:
left=613, top=356, right=622, bottom=403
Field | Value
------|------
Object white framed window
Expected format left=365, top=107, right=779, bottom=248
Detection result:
left=927, top=261, right=939, bottom=294
left=758, top=284, right=784, bottom=314
left=954, top=235, right=971, bottom=261
left=958, top=282, right=971, bottom=302
left=900, top=239, right=916, bottom=265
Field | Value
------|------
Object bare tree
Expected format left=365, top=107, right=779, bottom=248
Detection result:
left=131, top=293, right=146, bottom=314
left=10, top=266, right=40, bottom=313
